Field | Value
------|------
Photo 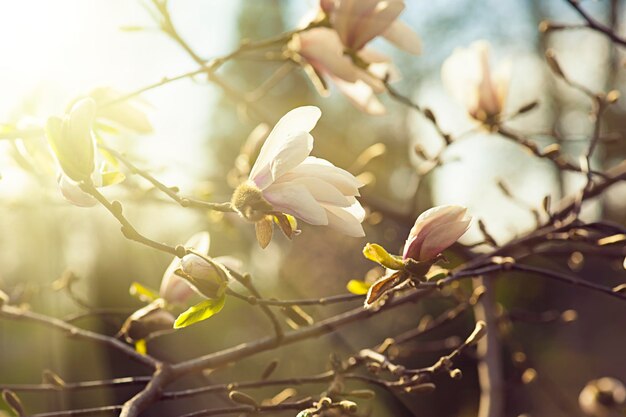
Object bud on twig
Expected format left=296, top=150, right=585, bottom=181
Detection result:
left=228, top=390, right=258, bottom=408
left=2, top=389, right=25, bottom=417
left=545, top=49, right=566, bottom=79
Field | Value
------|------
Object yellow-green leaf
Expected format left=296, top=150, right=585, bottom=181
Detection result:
left=101, top=170, right=126, bottom=187
left=346, top=279, right=371, bottom=295
left=362, top=243, right=405, bottom=270
left=174, top=295, right=226, bottom=329
left=129, top=282, right=159, bottom=303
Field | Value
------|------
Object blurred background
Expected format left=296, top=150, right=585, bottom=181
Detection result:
left=0, top=0, right=625, bottom=416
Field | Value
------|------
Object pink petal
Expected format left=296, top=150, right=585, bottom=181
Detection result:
left=418, top=220, right=470, bottom=261
left=382, top=20, right=421, bottom=55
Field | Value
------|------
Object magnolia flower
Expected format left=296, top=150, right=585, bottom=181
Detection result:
left=402, top=205, right=471, bottom=262
left=160, top=232, right=241, bottom=304
left=320, top=0, right=421, bottom=55
left=46, top=98, right=97, bottom=183
left=232, top=106, right=365, bottom=238
left=441, top=40, right=511, bottom=122
left=290, top=28, right=389, bottom=115
left=46, top=97, right=126, bottom=207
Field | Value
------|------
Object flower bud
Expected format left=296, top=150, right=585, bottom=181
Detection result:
left=180, top=254, right=229, bottom=299
left=118, top=300, right=175, bottom=342
left=46, top=98, right=97, bottom=182
left=403, top=205, right=471, bottom=262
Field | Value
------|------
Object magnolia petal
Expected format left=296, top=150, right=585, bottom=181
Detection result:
left=442, top=43, right=483, bottom=114
left=382, top=20, right=421, bottom=55
left=293, top=157, right=363, bottom=196
left=263, top=182, right=329, bottom=225
left=323, top=201, right=366, bottom=237
left=403, top=205, right=467, bottom=259
left=333, top=78, right=386, bottom=115
left=273, top=174, right=351, bottom=207
left=294, top=28, right=359, bottom=83
left=419, top=220, right=470, bottom=261
left=269, top=132, right=314, bottom=184
left=351, top=0, right=405, bottom=50
left=159, top=232, right=210, bottom=304
left=320, top=0, right=336, bottom=13
left=249, top=106, right=321, bottom=184
left=58, top=174, right=97, bottom=207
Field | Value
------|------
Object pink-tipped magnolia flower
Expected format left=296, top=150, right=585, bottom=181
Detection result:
left=160, top=232, right=241, bottom=304
left=402, top=205, right=471, bottom=262
left=290, top=28, right=389, bottom=115
left=320, top=0, right=421, bottom=55
left=233, top=106, right=365, bottom=237
left=441, top=40, right=511, bottom=121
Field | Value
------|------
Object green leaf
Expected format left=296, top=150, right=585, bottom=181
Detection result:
left=362, top=243, right=405, bottom=270
left=174, top=295, right=226, bottom=329
left=346, top=279, right=371, bottom=295
left=129, top=282, right=159, bottom=303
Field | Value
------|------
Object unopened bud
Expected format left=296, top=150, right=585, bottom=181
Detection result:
left=466, top=321, right=487, bottom=345
left=606, top=90, right=620, bottom=104
left=180, top=254, right=229, bottom=299
left=228, top=390, right=258, bottom=408
left=449, top=369, right=463, bottom=380
left=545, top=49, right=565, bottom=79
left=339, top=400, right=358, bottom=414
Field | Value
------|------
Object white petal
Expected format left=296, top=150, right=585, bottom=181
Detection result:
left=249, top=106, right=321, bottom=184
left=292, top=156, right=363, bottom=196
left=322, top=200, right=366, bottom=237
left=333, top=78, right=386, bottom=115
left=382, top=20, right=421, bottom=55
left=274, top=174, right=351, bottom=207
left=58, top=174, right=96, bottom=207
left=441, top=42, right=484, bottom=113
left=263, top=182, right=329, bottom=225
left=270, top=132, right=314, bottom=183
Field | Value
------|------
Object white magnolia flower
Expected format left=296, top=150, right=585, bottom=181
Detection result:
left=46, top=97, right=126, bottom=207
left=402, top=205, right=471, bottom=262
left=232, top=106, right=366, bottom=237
left=160, top=232, right=241, bottom=304
left=441, top=40, right=511, bottom=121
left=321, top=0, right=421, bottom=55
left=46, top=98, right=97, bottom=183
